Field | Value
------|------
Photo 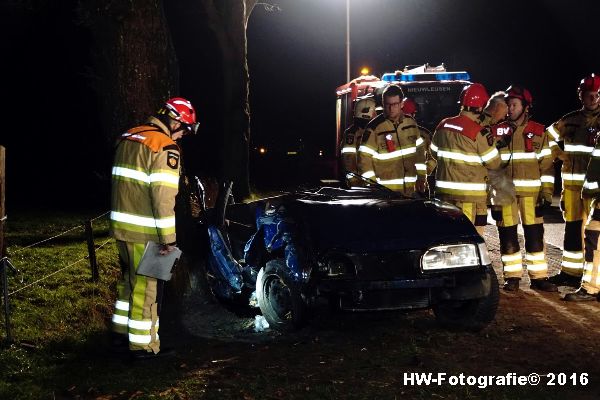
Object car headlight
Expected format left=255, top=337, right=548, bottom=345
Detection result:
left=477, top=242, right=491, bottom=265
left=318, top=254, right=356, bottom=278
left=422, top=244, right=481, bottom=271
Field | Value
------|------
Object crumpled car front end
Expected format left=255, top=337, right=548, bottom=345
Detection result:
left=297, top=195, right=495, bottom=317
left=205, top=185, right=499, bottom=332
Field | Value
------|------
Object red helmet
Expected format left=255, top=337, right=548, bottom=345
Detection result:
left=505, top=85, right=533, bottom=107
left=578, top=74, right=600, bottom=93
left=459, top=83, right=489, bottom=108
left=401, top=98, right=418, bottom=116
left=162, top=97, right=197, bottom=124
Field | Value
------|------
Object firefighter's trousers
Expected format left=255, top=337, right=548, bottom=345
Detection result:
left=559, top=187, right=593, bottom=277
left=582, top=201, right=600, bottom=295
left=492, top=196, right=548, bottom=280
left=111, top=241, right=163, bottom=353
left=445, top=200, right=488, bottom=236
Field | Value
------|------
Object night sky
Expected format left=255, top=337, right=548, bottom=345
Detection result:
left=2, top=0, right=600, bottom=208
left=248, top=0, right=600, bottom=147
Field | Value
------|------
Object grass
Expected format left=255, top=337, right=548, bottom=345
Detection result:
left=1, top=209, right=120, bottom=399
left=0, top=210, right=597, bottom=399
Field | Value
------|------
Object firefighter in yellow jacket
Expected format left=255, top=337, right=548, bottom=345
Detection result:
left=357, top=85, right=427, bottom=195
left=402, top=97, right=436, bottom=176
left=341, top=97, right=376, bottom=186
left=402, top=97, right=436, bottom=196
left=491, top=86, right=557, bottom=292
left=547, top=74, right=600, bottom=287
left=110, top=97, right=198, bottom=359
left=564, top=133, right=600, bottom=301
left=430, top=83, right=502, bottom=235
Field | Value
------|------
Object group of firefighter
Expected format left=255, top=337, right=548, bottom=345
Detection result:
left=341, top=75, right=600, bottom=301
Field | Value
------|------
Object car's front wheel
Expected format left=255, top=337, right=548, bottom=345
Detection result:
left=433, top=268, right=499, bottom=332
left=256, top=259, right=308, bottom=331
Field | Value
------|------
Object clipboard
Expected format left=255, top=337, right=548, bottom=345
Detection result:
left=136, top=241, right=182, bottom=281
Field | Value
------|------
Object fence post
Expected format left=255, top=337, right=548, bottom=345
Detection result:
left=84, top=220, right=99, bottom=282
left=0, top=145, right=5, bottom=265
left=1, top=258, right=11, bottom=343
left=0, top=146, right=9, bottom=343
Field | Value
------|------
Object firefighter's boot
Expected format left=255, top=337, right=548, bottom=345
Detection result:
left=548, top=272, right=580, bottom=288
left=109, top=332, right=129, bottom=354
left=503, top=278, right=520, bottom=292
left=563, top=288, right=597, bottom=302
left=130, top=347, right=176, bottom=361
left=530, top=278, right=558, bottom=292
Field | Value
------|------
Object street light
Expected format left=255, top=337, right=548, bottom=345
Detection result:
left=346, top=0, right=350, bottom=82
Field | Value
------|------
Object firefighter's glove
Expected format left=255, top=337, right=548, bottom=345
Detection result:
left=159, top=243, right=177, bottom=255
left=496, top=121, right=517, bottom=149
left=495, top=138, right=508, bottom=149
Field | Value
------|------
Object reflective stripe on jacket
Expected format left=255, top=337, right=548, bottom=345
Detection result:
left=340, top=124, right=366, bottom=176
left=110, top=117, right=180, bottom=244
left=492, top=119, right=554, bottom=197
left=583, top=136, right=600, bottom=199
left=546, top=108, right=600, bottom=190
left=431, top=111, right=501, bottom=203
left=414, top=119, right=436, bottom=174
left=357, top=114, right=426, bottom=193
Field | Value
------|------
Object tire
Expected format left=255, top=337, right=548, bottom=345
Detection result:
left=433, top=268, right=499, bottom=332
left=256, top=259, right=308, bottom=331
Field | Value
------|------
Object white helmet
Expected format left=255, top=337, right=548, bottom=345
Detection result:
left=353, top=97, right=377, bottom=120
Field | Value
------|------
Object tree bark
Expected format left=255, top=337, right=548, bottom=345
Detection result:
left=78, top=0, right=178, bottom=143
left=81, top=0, right=255, bottom=198
left=196, top=0, right=255, bottom=199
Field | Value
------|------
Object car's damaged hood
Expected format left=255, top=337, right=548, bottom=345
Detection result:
left=290, top=197, right=479, bottom=252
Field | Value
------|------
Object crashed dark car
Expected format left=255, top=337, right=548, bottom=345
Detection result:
left=197, top=179, right=499, bottom=332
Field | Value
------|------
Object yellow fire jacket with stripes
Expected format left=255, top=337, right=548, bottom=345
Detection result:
left=110, top=117, right=181, bottom=245
left=357, top=114, right=426, bottom=192
left=582, top=134, right=600, bottom=200
left=492, top=118, right=554, bottom=198
left=546, top=108, right=600, bottom=190
left=402, top=115, right=437, bottom=174
left=430, top=111, right=502, bottom=203
left=340, top=123, right=366, bottom=176
left=415, top=122, right=437, bottom=175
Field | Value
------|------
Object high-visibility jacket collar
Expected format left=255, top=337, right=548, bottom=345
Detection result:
left=121, top=118, right=178, bottom=153
left=384, top=114, right=406, bottom=126
left=146, top=116, right=172, bottom=137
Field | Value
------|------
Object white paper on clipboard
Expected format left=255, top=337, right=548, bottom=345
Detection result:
left=136, top=242, right=182, bottom=281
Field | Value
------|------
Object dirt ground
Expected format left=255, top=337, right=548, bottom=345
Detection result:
left=159, top=221, right=600, bottom=399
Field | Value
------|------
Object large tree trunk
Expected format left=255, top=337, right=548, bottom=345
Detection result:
left=213, top=0, right=254, bottom=200
left=185, top=0, right=256, bottom=200
left=221, top=0, right=257, bottom=200
left=79, top=0, right=178, bottom=144
left=164, top=0, right=257, bottom=199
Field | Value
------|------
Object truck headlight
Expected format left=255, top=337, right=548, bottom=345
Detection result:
left=422, top=244, right=480, bottom=271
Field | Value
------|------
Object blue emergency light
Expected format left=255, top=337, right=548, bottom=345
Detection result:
left=381, top=72, right=471, bottom=82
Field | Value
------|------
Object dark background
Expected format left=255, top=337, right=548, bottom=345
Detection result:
left=2, top=0, right=600, bottom=210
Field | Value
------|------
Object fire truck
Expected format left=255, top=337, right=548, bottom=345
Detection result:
left=335, top=63, right=472, bottom=164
